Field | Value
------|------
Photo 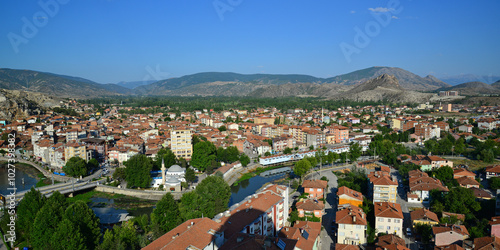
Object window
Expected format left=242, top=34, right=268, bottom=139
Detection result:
left=378, top=226, right=383, bottom=230
left=387, top=226, right=391, bottom=230
left=388, top=219, right=391, bottom=223
left=309, top=188, right=314, bottom=192
left=356, top=225, right=361, bottom=229
left=395, top=227, right=400, bottom=231
left=395, top=219, right=400, bottom=223
left=317, top=188, right=322, bottom=192
left=378, top=218, right=384, bottom=222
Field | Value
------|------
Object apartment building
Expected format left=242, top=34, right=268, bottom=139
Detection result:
left=170, top=128, right=193, bottom=160
left=336, top=205, right=367, bottom=245
left=64, top=142, right=87, bottom=163
left=368, top=172, right=398, bottom=203
left=374, top=202, right=404, bottom=238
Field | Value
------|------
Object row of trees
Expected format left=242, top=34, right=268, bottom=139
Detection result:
left=0, top=188, right=101, bottom=249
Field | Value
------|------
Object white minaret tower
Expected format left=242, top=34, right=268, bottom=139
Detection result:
left=161, top=158, right=166, bottom=185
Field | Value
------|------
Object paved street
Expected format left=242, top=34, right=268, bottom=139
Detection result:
left=304, top=164, right=351, bottom=250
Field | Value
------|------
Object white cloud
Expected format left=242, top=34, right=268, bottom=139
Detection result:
left=368, top=7, right=394, bottom=13
left=392, top=16, right=399, bottom=19
left=350, top=10, right=356, bottom=14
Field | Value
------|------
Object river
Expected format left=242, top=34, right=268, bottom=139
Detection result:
left=229, top=172, right=287, bottom=207
left=0, top=163, right=40, bottom=196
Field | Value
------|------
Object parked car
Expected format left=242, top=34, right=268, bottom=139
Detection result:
left=406, top=228, right=412, bottom=237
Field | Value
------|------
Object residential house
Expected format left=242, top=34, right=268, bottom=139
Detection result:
left=456, top=176, right=480, bottom=188
left=474, top=236, right=500, bottom=250
left=490, top=217, right=500, bottom=238
left=410, top=208, right=439, bottom=226
left=335, top=244, right=360, bottom=250
left=374, top=202, right=404, bottom=238
left=279, top=221, right=322, bottom=250
left=432, top=224, right=469, bottom=247
left=336, top=205, right=368, bottom=245
left=442, top=212, right=465, bottom=224
left=486, top=165, right=500, bottom=179
left=458, top=125, right=473, bottom=133
left=337, top=186, right=364, bottom=208
left=143, top=218, right=224, bottom=250
left=368, top=171, right=398, bottom=203
left=375, top=234, right=409, bottom=250
left=302, top=179, right=328, bottom=199
left=408, top=170, right=449, bottom=203
left=296, top=199, right=324, bottom=219
left=453, top=168, right=476, bottom=179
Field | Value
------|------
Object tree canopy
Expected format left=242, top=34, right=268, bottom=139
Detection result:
left=124, top=154, right=153, bottom=188
left=151, top=193, right=182, bottom=233
left=191, top=141, right=217, bottom=172
left=63, top=156, right=89, bottom=177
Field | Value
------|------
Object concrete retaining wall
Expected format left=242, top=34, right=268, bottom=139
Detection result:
left=95, top=185, right=182, bottom=200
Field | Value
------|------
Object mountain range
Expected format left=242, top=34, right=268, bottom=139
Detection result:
left=439, top=74, right=500, bottom=85
left=2, top=66, right=498, bottom=100
left=437, top=81, right=500, bottom=96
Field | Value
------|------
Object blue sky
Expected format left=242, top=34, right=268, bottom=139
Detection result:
left=1, top=0, right=499, bottom=83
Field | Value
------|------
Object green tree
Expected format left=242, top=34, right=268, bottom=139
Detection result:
left=414, top=224, right=433, bottom=244
left=489, top=177, right=500, bottom=189
left=31, top=191, right=67, bottom=249
left=434, top=166, right=454, bottom=183
left=87, top=158, right=99, bottom=171
left=349, top=143, right=362, bottom=162
left=191, top=141, right=217, bottom=172
left=51, top=219, right=86, bottom=250
left=97, top=222, right=139, bottom=250
left=152, top=193, right=182, bottom=233
left=305, top=156, right=317, bottom=168
left=16, top=187, right=46, bottom=242
left=113, top=167, right=126, bottom=181
left=480, top=149, right=495, bottom=163
left=63, top=156, right=88, bottom=177
left=194, top=176, right=231, bottom=218
left=239, top=153, right=250, bottom=167
left=443, top=187, right=481, bottom=214
left=124, top=154, right=153, bottom=188
left=185, top=167, right=196, bottom=183
left=454, top=138, right=466, bottom=156
left=294, top=159, right=311, bottom=178
left=179, top=191, right=204, bottom=221
left=218, top=125, right=227, bottom=132
left=155, top=148, right=177, bottom=169
left=65, top=200, right=102, bottom=249
left=284, top=147, right=293, bottom=154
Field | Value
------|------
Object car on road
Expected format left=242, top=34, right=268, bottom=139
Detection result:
left=406, top=228, right=412, bottom=237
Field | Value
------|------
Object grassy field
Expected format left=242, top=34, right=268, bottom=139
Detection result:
left=444, top=157, right=500, bottom=171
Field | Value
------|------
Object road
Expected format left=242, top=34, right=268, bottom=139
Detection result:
left=304, top=163, right=352, bottom=250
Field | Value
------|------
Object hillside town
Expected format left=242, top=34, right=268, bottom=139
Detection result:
left=1, top=100, right=500, bottom=250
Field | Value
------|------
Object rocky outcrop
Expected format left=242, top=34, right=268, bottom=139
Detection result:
left=327, top=74, right=434, bottom=103
left=0, top=89, right=60, bottom=120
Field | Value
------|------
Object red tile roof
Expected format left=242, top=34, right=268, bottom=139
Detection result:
left=301, top=179, right=328, bottom=189
left=337, top=186, right=364, bottom=201
left=142, top=218, right=222, bottom=250
left=410, top=208, right=439, bottom=223
left=374, top=202, right=404, bottom=219
left=336, top=204, right=367, bottom=226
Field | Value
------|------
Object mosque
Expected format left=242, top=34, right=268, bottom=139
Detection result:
left=151, top=159, right=186, bottom=192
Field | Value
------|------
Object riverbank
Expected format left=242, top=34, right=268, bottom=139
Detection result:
left=232, top=165, right=288, bottom=186
left=68, top=190, right=157, bottom=216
